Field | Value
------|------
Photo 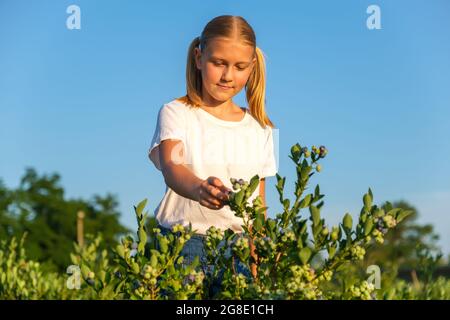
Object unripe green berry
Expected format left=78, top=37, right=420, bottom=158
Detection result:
left=331, top=231, right=339, bottom=241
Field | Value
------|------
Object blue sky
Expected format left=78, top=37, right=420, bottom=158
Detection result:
left=1, top=0, right=449, bottom=255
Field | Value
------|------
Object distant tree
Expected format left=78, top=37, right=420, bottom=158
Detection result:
left=0, top=180, right=18, bottom=239
left=0, top=168, right=131, bottom=272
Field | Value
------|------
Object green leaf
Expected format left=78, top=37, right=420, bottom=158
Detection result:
left=396, top=209, right=413, bottom=223
left=234, top=190, right=245, bottom=206
left=138, top=229, right=147, bottom=254
left=343, top=213, right=353, bottom=231
left=384, top=201, right=393, bottom=212
left=115, top=245, right=125, bottom=259
left=299, top=247, right=312, bottom=265
left=248, top=175, right=260, bottom=195
left=151, top=254, right=158, bottom=268
left=131, top=262, right=140, bottom=275
left=299, top=194, right=312, bottom=208
left=368, top=188, right=373, bottom=201
left=386, top=208, right=401, bottom=218
left=310, top=205, right=320, bottom=226
left=363, top=218, right=374, bottom=236
left=363, top=193, right=372, bottom=210
left=135, top=199, right=148, bottom=216
left=300, top=221, right=308, bottom=234
left=137, top=243, right=145, bottom=255
left=70, top=253, right=79, bottom=265
left=283, top=198, right=290, bottom=210
left=276, top=174, right=285, bottom=190
left=267, top=219, right=276, bottom=231
left=300, top=166, right=311, bottom=181
left=80, top=265, right=90, bottom=279
left=328, top=245, right=336, bottom=259
left=150, top=249, right=160, bottom=256
left=99, top=270, right=106, bottom=283
left=255, top=206, right=267, bottom=215
left=313, top=224, right=322, bottom=239
left=253, top=213, right=264, bottom=232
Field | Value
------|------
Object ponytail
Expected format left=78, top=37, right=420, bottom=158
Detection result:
left=182, top=36, right=204, bottom=108
left=246, top=47, right=274, bottom=129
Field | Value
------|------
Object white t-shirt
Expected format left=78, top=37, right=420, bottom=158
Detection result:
left=148, top=98, right=278, bottom=235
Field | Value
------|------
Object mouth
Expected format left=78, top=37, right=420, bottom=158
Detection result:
left=217, top=84, right=233, bottom=90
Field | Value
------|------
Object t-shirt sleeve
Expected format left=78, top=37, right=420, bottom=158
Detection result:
left=148, top=103, right=186, bottom=171
left=259, top=126, right=278, bottom=178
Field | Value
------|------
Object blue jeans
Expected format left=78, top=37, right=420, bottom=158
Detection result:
left=157, top=225, right=252, bottom=298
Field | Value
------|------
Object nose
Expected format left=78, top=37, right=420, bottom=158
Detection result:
left=221, top=66, right=234, bottom=83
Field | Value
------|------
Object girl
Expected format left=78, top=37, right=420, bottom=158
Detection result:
left=148, top=15, right=277, bottom=296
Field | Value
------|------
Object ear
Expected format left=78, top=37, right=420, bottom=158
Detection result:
left=194, top=47, right=202, bottom=70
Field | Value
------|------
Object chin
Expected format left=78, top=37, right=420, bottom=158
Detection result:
left=209, top=91, right=231, bottom=100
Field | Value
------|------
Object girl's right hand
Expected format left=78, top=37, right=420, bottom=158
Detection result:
left=196, top=176, right=232, bottom=210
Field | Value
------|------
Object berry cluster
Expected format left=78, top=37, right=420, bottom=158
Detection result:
left=348, top=281, right=375, bottom=300
left=350, top=245, right=366, bottom=260
left=286, top=264, right=322, bottom=299
left=230, top=178, right=248, bottom=190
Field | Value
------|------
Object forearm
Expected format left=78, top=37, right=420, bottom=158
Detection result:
left=162, top=163, right=202, bottom=202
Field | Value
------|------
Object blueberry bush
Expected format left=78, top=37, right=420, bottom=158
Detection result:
left=1, top=143, right=448, bottom=300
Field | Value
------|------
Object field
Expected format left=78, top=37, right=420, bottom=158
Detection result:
left=1, top=143, right=449, bottom=300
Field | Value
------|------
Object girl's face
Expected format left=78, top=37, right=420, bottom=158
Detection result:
left=194, top=37, right=256, bottom=106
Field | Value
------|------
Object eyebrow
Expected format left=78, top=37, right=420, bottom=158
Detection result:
left=209, top=56, right=252, bottom=65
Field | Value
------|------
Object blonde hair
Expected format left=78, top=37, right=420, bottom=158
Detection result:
left=176, top=15, right=275, bottom=129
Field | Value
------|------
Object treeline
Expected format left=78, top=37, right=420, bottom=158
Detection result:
left=0, top=168, right=130, bottom=272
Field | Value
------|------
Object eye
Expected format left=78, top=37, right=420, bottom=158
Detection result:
left=236, top=66, right=246, bottom=71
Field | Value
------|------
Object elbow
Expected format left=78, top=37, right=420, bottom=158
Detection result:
left=149, top=148, right=162, bottom=171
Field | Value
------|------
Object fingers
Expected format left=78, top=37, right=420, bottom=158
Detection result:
left=199, top=198, right=225, bottom=210
left=198, top=190, right=225, bottom=209
left=221, top=186, right=232, bottom=197
left=208, top=176, right=229, bottom=190
left=199, top=181, right=225, bottom=207
left=206, top=185, right=228, bottom=201
left=207, top=176, right=223, bottom=189
left=204, top=192, right=223, bottom=206
left=207, top=177, right=231, bottom=200
left=197, top=177, right=232, bottom=210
